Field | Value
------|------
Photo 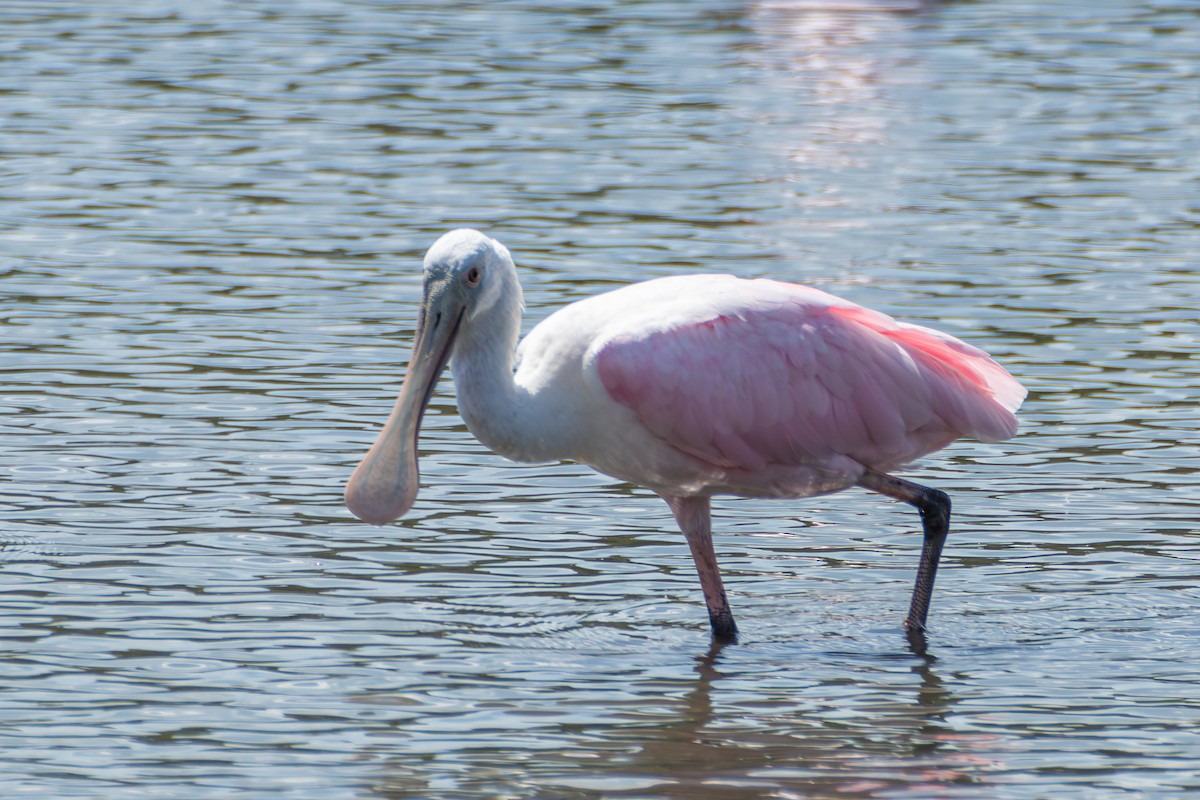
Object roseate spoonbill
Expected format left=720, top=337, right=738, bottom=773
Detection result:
left=345, top=229, right=1025, bottom=640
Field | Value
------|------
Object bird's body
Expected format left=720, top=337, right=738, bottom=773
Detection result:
left=345, top=230, right=1025, bottom=640
left=502, top=273, right=1020, bottom=499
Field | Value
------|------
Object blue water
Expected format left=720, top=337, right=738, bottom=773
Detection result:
left=1, top=1, right=1198, bottom=797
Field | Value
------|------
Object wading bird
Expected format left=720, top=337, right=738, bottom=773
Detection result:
left=345, top=229, right=1025, bottom=640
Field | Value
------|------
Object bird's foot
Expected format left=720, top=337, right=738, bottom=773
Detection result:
left=903, top=620, right=930, bottom=657
left=709, top=611, right=739, bottom=642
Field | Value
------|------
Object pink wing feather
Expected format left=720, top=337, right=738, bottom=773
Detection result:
left=595, top=280, right=1025, bottom=474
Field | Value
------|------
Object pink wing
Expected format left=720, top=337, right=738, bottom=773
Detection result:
left=594, top=280, right=1025, bottom=474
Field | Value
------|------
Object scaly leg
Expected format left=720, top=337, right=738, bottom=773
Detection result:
left=857, top=470, right=952, bottom=632
left=662, top=494, right=738, bottom=640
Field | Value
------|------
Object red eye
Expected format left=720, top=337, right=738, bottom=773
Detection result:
left=465, top=267, right=482, bottom=287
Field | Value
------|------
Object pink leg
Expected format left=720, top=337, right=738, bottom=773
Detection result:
left=662, top=494, right=738, bottom=640
left=857, top=469, right=951, bottom=633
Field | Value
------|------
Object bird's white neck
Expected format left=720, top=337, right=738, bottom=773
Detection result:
left=450, top=292, right=562, bottom=464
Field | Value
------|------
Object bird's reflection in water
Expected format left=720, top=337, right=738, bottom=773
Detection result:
left=598, top=636, right=973, bottom=799
left=364, top=632, right=1009, bottom=799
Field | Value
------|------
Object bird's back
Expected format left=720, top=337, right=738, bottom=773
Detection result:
left=555, top=275, right=1025, bottom=483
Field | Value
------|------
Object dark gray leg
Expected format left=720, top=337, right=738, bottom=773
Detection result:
left=857, top=469, right=952, bottom=632
left=662, top=494, right=738, bottom=640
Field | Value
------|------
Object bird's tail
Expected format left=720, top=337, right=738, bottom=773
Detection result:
left=829, top=305, right=1027, bottom=441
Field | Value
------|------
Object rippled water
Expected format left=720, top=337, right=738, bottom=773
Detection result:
left=2, top=1, right=1199, bottom=797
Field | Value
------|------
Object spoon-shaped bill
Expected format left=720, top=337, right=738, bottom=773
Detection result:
left=344, top=305, right=463, bottom=524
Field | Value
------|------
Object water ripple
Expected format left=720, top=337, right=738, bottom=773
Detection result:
left=1, top=0, right=1199, bottom=797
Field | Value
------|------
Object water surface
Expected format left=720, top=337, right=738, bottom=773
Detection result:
left=2, top=1, right=1199, bottom=797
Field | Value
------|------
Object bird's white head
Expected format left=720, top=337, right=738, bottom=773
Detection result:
left=344, top=229, right=521, bottom=524
left=421, top=228, right=520, bottom=324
